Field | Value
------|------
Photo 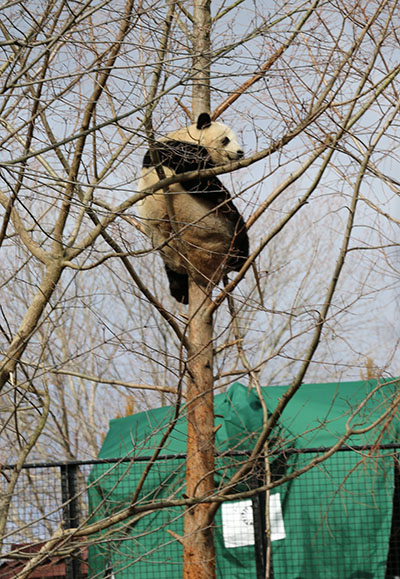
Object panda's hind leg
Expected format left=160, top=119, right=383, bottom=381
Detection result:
left=164, top=263, right=189, bottom=304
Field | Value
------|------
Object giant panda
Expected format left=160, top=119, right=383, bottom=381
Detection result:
left=137, top=112, right=249, bottom=304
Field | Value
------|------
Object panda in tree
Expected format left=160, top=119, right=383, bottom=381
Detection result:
left=137, top=112, right=249, bottom=304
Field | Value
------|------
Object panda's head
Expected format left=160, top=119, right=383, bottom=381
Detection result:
left=169, top=113, right=244, bottom=166
left=194, top=113, right=244, bottom=165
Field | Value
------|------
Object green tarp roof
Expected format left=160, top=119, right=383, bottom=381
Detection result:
left=88, top=379, right=399, bottom=578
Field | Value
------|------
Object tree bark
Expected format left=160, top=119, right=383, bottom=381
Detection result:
left=182, top=1, right=216, bottom=575
left=192, top=0, right=211, bottom=118
left=0, top=261, right=63, bottom=390
left=183, top=281, right=216, bottom=578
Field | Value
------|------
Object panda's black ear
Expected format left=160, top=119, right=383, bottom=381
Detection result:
left=196, top=113, right=212, bottom=130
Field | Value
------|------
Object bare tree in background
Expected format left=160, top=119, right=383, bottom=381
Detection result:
left=0, top=0, right=400, bottom=576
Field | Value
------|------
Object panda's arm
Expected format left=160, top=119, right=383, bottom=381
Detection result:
left=143, top=140, right=211, bottom=173
left=142, top=140, right=240, bottom=211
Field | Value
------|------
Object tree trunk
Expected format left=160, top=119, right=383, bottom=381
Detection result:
left=192, top=0, right=211, bottom=118
left=182, top=2, right=215, bottom=576
left=0, top=261, right=63, bottom=390
left=183, top=281, right=216, bottom=578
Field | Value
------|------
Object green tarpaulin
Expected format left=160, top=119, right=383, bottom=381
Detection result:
left=262, top=380, right=399, bottom=579
left=88, top=379, right=399, bottom=578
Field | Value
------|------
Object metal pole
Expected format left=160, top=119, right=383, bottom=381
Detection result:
left=251, top=458, right=271, bottom=579
left=61, top=463, right=82, bottom=579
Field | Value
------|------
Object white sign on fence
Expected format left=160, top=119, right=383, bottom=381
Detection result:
left=221, top=493, right=286, bottom=548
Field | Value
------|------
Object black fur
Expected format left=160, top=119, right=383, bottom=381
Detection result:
left=164, top=263, right=189, bottom=304
left=196, top=112, right=212, bottom=130
left=143, top=141, right=213, bottom=196
left=143, top=140, right=249, bottom=303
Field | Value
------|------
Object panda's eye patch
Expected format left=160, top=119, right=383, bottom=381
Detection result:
left=221, top=136, right=230, bottom=146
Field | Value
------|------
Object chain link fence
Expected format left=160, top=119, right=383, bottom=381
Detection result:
left=1, top=446, right=399, bottom=578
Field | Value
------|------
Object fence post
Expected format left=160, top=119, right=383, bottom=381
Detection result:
left=60, top=463, right=82, bottom=579
left=251, top=457, right=269, bottom=579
